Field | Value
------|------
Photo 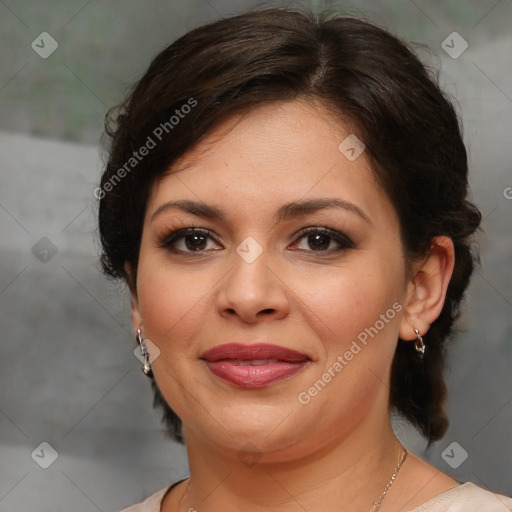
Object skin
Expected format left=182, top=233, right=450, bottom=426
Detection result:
left=127, top=100, right=457, bottom=512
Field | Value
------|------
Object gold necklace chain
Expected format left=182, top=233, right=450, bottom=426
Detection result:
left=372, top=444, right=408, bottom=512
left=175, top=445, right=408, bottom=512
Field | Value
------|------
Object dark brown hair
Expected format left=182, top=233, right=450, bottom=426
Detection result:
left=98, top=8, right=481, bottom=444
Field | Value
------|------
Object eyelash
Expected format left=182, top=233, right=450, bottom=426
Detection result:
left=157, top=226, right=354, bottom=256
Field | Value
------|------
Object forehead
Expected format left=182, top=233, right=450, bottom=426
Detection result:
left=146, top=100, right=393, bottom=225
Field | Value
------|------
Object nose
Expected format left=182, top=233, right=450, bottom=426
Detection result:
left=216, top=243, right=291, bottom=324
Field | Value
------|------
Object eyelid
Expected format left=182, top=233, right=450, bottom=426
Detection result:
left=157, top=227, right=220, bottom=250
left=158, top=225, right=354, bottom=254
left=291, top=226, right=355, bottom=250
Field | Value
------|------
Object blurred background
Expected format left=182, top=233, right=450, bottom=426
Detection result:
left=0, top=1, right=511, bottom=511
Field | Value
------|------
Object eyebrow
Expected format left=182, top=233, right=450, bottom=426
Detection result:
left=150, top=198, right=371, bottom=225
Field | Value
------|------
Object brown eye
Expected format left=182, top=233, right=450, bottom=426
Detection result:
left=306, top=232, right=331, bottom=251
left=158, top=228, right=221, bottom=253
left=184, top=233, right=208, bottom=251
left=293, top=227, right=354, bottom=254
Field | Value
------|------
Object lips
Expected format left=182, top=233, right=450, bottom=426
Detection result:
left=201, top=343, right=310, bottom=388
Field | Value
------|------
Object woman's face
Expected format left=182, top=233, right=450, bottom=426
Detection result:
left=132, top=100, right=411, bottom=460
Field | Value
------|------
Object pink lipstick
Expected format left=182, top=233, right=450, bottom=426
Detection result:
left=201, top=343, right=310, bottom=388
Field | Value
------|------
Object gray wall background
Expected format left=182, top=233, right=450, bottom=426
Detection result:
left=0, top=1, right=510, bottom=511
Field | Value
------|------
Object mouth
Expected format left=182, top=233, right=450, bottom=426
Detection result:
left=200, top=343, right=311, bottom=388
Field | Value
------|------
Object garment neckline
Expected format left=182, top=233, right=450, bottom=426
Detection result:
left=408, top=482, right=475, bottom=510
left=159, top=477, right=188, bottom=511
left=157, top=480, right=475, bottom=511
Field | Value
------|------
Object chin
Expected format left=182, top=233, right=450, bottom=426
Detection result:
left=185, top=402, right=328, bottom=462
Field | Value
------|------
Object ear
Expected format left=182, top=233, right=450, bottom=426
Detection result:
left=399, top=236, right=455, bottom=340
left=124, top=261, right=142, bottom=331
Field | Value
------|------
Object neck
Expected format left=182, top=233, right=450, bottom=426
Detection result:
left=176, top=414, right=403, bottom=512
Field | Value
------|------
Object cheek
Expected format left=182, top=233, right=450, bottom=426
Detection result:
left=136, top=254, right=210, bottom=356
left=290, top=259, right=404, bottom=413
left=290, top=258, right=403, bottom=348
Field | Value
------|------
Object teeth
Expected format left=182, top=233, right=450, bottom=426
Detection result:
left=233, top=359, right=280, bottom=366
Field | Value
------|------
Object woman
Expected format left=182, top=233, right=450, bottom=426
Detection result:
left=98, top=8, right=512, bottom=512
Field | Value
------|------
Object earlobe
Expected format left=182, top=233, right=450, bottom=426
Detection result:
left=124, top=261, right=143, bottom=330
left=399, top=236, right=455, bottom=341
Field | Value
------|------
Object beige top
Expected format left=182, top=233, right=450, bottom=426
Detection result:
left=120, top=481, right=512, bottom=512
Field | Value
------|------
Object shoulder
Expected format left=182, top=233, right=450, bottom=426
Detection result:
left=118, top=487, right=169, bottom=512
left=410, top=482, right=512, bottom=512
left=118, top=478, right=188, bottom=512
